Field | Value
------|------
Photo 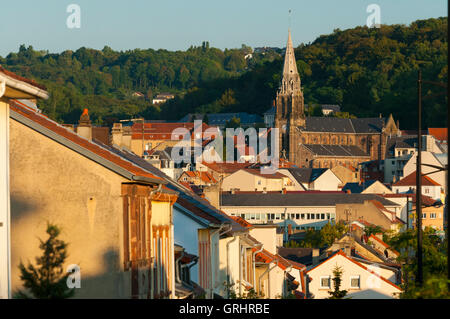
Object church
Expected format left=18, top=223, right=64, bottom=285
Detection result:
left=274, top=30, right=400, bottom=169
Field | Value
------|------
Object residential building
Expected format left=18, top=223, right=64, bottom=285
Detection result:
left=9, top=99, right=179, bottom=299
left=221, top=192, right=400, bottom=232
left=342, top=180, right=393, bottom=195
left=402, top=151, right=447, bottom=189
left=306, top=250, right=402, bottom=299
left=221, top=169, right=295, bottom=192
left=279, top=167, right=342, bottom=191
left=0, top=66, right=49, bottom=299
left=331, top=164, right=360, bottom=186
left=335, top=199, right=404, bottom=233
left=152, top=93, right=175, bottom=104
left=392, top=171, right=442, bottom=201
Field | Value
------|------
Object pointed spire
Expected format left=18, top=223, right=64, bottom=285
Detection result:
left=279, top=30, right=301, bottom=95
left=283, top=30, right=299, bottom=77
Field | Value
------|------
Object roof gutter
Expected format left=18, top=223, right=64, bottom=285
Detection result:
left=0, top=73, right=49, bottom=100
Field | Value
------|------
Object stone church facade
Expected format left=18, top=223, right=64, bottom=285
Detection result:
left=275, top=30, right=399, bottom=169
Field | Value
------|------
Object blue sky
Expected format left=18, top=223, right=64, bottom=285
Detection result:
left=0, top=0, right=447, bottom=56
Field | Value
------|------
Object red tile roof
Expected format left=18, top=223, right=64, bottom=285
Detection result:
left=200, top=161, right=255, bottom=174
left=181, top=171, right=217, bottom=184
left=253, top=248, right=306, bottom=271
left=9, top=100, right=164, bottom=183
left=131, top=122, right=213, bottom=141
left=230, top=216, right=253, bottom=229
left=428, top=128, right=448, bottom=142
left=368, top=235, right=400, bottom=257
left=0, top=65, right=47, bottom=90
left=393, top=171, right=441, bottom=187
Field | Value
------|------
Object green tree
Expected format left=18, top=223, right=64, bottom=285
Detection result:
left=387, top=227, right=449, bottom=298
left=328, top=265, right=348, bottom=299
left=14, top=223, right=75, bottom=299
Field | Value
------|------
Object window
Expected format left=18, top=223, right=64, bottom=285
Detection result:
left=296, top=214, right=300, bottom=220
left=306, top=214, right=310, bottom=220
left=275, top=214, right=281, bottom=220
left=350, top=276, right=360, bottom=289
left=316, top=214, right=320, bottom=219
left=424, top=188, right=429, bottom=194
left=301, top=214, right=305, bottom=219
left=320, top=276, right=331, bottom=288
left=321, top=213, right=325, bottom=220
left=326, top=213, right=330, bottom=220
left=430, top=213, right=436, bottom=219
left=422, top=213, right=427, bottom=219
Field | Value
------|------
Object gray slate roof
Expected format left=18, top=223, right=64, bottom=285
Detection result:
left=385, top=135, right=417, bottom=157
left=302, top=144, right=369, bottom=157
left=303, top=117, right=385, bottom=134
left=286, top=168, right=327, bottom=184
left=221, top=193, right=399, bottom=207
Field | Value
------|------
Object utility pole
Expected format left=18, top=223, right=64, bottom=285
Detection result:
left=416, top=69, right=423, bottom=287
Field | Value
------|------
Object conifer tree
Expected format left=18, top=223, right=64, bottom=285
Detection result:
left=328, top=265, right=348, bottom=299
left=14, top=223, right=75, bottom=299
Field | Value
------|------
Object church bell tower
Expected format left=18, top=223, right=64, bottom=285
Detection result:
left=274, top=30, right=305, bottom=163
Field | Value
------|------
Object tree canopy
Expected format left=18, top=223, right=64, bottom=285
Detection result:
left=1, top=17, right=446, bottom=129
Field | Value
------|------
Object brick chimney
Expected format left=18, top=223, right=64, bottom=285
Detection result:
left=77, top=108, right=92, bottom=140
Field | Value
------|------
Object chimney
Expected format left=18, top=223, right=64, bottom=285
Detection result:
left=111, top=122, right=123, bottom=146
left=312, top=248, right=320, bottom=265
left=77, top=108, right=92, bottom=140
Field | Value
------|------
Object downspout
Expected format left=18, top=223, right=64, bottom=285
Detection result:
left=209, top=224, right=225, bottom=298
left=226, top=233, right=239, bottom=297
left=258, top=257, right=279, bottom=298
left=175, top=251, right=185, bottom=284
left=238, top=233, right=249, bottom=297
left=252, top=243, right=264, bottom=290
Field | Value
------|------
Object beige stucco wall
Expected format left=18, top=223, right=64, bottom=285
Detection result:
left=307, top=254, right=401, bottom=299
left=222, top=170, right=284, bottom=192
left=0, top=100, right=10, bottom=299
left=249, top=227, right=277, bottom=255
left=10, top=119, right=131, bottom=298
left=312, top=169, right=342, bottom=191
left=362, top=181, right=393, bottom=195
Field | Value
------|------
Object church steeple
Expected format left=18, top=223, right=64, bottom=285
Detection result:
left=275, top=29, right=305, bottom=164
left=280, top=30, right=302, bottom=95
